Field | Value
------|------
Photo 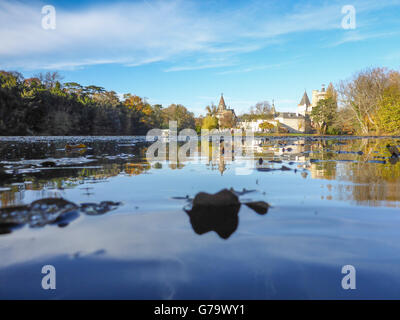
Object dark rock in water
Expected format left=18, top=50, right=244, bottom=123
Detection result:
left=387, top=144, right=400, bottom=157
left=184, top=189, right=271, bottom=239
left=257, top=165, right=291, bottom=172
left=192, top=189, right=240, bottom=207
left=185, top=189, right=240, bottom=239
left=258, top=158, right=263, bottom=165
left=256, top=167, right=273, bottom=172
left=28, top=198, right=79, bottom=227
left=310, top=159, right=319, bottom=163
left=389, top=156, right=399, bottom=165
left=269, top=160, right=282, bottom=163
left=0, top=197, right=122, bottom=235
left=171, top=195, right=191, bottom=200
left=0, top=198, right=79, bottom=233
left=244, top=201, right=270, bottom=215
left=0, top=169, right=12, bottom=181
left=0, top=205, right=30, bottom=234
left=153, top=162, right=162, bottom=169
left=230, top=188, right=256, bottom=196
left=80, top=201, right=121, bottom=215
left=40, top=161, right=57, bottom=167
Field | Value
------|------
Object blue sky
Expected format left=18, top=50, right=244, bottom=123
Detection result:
left=1, top=0, right=400, bottom=115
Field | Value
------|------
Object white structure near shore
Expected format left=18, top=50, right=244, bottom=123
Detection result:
left=237, top=85, right=327, bottom=133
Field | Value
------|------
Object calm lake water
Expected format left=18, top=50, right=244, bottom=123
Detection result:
left=1, top=135, right=400, bottom=299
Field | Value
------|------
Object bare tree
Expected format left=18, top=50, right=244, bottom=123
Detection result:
left=252, top=101, right=271, bottom=115
left=35, top=71, right=64, bottom=88
left=338, top=68, right=390, bottom=134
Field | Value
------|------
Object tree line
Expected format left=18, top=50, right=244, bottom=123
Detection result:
left=2, top=67, right=399, bottom=136
left=312, top=67, right=400, bottom=135
left=0, top=71, right=195, bottom=135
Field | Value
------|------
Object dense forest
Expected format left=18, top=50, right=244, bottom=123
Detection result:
left=0, top=71, right=195, bottom=135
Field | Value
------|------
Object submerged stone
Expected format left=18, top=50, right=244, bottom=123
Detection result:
left=0, top=198, right=79, bottom=232
left=244, top=201, right=270, bottom=215
left=80, top=201, right=121, bottom=215
left=185, top=189, right=270, bottom=239
left=185, top=189, right=240, bottom=239
left=0, top=197, right=122, bottom=235
left=40, top=161, right=57, bottom=167
left=387, top=144, right=400, bottom=157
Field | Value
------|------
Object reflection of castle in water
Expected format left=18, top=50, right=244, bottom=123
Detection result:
left=2, top=138, right=400, bottom=208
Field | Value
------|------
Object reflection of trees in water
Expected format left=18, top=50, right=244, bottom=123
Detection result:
left=308, top=138, right=400, bottom=206
left=0, top=163, right=148, bottom=207
left=125, top=163, right=151, bottom=175
left=2, top=138, right=400, bottom=208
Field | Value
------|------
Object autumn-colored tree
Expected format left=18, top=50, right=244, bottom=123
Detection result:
left=219, top=112, right=236, bottom=129
left=123, top=94, right=154, bottom=128
left=0, top=70, right=163, bottom=135
left=92, top=90, right=120, bottom=107
left=162, top=104, right=195, bottom=130
left=338, top=68, right=391, bottom=134
left=259, top=121, right=274, bottom=132
left=202, top=115, right=218, bottom=130
left=195, top=116, right=204, bottom=133
left=376, top=82, right=400, bottom=134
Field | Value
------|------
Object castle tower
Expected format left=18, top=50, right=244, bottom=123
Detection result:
left=215, top=94, right=237, bottom=128
left=218, top=93, right=227, bottom=112
left=298, top=91, right=311, bottom=116
left=271, top=99, right=276, bottom=116
left=311, top=84, right=327, bottom=110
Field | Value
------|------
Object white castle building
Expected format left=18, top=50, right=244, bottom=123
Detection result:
left=238, top=85, right=327, bottom=133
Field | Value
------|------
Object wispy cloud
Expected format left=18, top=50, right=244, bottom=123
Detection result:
left=164, top=62, right=234, bottom=72
left=216, top=60, right=297, bottom=75
left=329, top=30, right=400, bottom=47
left=0, top=0, right=399, bottom=70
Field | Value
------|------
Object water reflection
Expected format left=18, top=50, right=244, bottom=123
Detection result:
left=2, top=136, right=400, bottom=299
left=1, top=136, right=400, bottom=208
left=0, top=197, right=122, bottom=234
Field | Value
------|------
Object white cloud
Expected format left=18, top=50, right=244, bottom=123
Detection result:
left=164, top=62, right=234, bottom=72
left=329, top=30, right=400, bottom=47
left=0, top=0, right=399, bottom=70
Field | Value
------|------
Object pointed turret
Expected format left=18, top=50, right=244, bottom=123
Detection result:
left=299, top=91, right=311, bottom=107
left=271, top=99, right=276, bottom=115
left=218, top=93, right=227, bottom=112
